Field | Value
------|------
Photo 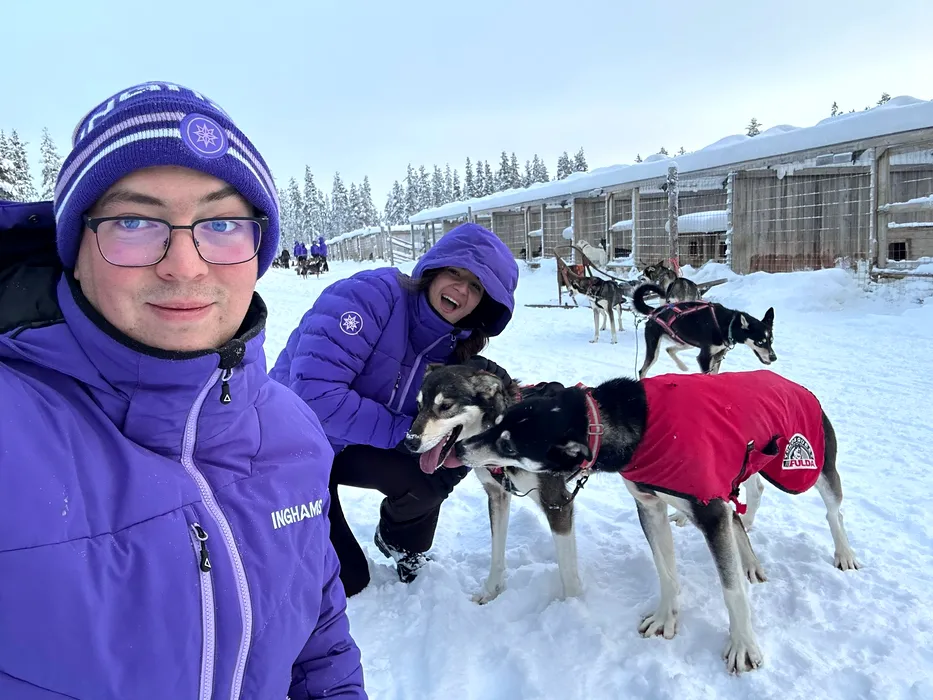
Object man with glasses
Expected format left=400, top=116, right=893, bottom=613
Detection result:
left=0, top=83, right=366, bottom=699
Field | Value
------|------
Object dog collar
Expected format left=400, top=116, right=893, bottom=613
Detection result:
left=575, top=383, right=604, bottom=470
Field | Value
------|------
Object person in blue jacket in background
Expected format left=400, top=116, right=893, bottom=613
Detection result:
left=271, top=223, right=518, bottom=596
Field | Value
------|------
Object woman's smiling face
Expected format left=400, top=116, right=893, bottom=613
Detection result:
left=427, top=267, right=485, bottom=324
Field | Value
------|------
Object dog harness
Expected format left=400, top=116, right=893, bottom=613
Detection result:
left=649, top=301, right=736, bottom=349
left=622, top=371, right=826, bottom=512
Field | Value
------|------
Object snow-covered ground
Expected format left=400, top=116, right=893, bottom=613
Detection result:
left=258, top=259, right=933, bottom=700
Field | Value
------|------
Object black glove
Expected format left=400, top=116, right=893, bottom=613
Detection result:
left=463, top=355, right=513, bottom=386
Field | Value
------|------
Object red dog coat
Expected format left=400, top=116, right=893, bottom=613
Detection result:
left=623, top=371, right=825, bottom=509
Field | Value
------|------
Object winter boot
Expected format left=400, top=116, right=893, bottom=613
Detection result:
left=374, top=526, right=431, bottom=584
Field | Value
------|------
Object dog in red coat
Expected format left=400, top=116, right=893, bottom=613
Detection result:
left=455, top=370, right=860, bottom=675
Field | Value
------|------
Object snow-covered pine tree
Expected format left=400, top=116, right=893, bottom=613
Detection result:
left=877, top=93, right=891, bottom=106
left=432, top=165, right=445, bottom=207
left=417, top=165, right=431, bottom=211
left=464, top=158, right=474, bottom=199
left=677, top=146, right=686, bottom=156
left=473, top=160, right=485, bottom=198
left=634, top=154, right=643, bottom=163
left=572, top=148, right=588, bottom=172
left=347, top=182, right=363, bottom=230
left=746, top=118, right=761, bottom=137
left=523, top=160, right=532, bottom=188
left=384, top=180, right=404, bottom=225
left=282, top=177, right=304, bottom=247
left=658, top=146, right=669, bottom=155
left=404, top=164, right=418, bottom=217
left=443, top=164, right=453, bottom=204
left=8, top=131, right=37, bottom=201
left=532, top=154, right=549, bottom=183
left=302, top=167, right=320, bottom=239
left=320, top=193, right=333, bottom=237
left=509, top=152, right=522, bottom=189
left=483, top=161, right=495, bottom=196
left=38, top=128, right=62, bottom=201
left=0, top=132, right=16, bottom=201
left=331, top=173, right=349, bottom=235
left=556, top=151, right=572, bottom=180
left=831, top=101, right=840, bottom=117
left=496, top=151, right=511, bottom=192
left=452, top=169, right=462, bottom=200
left=360, top=176, right=378, bottom=225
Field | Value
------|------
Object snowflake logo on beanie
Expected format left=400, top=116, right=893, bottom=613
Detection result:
left=181, top=113, right=228, bottom=159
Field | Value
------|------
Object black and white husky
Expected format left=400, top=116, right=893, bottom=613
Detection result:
left=403, top=364, right=584, bottom=604
left=633, top=283, right=776, bottom=378
left=640, top=260, right=700, bottom=303
left=569, top=275, right=635, bottom=344
left=455, top=373, right=860, bottom=674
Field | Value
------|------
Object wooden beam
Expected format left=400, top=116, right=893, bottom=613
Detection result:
left=875, top=149, right=892, bottom=266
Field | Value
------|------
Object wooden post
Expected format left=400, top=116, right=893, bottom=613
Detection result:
left=430, top=221, right=437, bottom=248
left=356, top=235, right=362, bottom=261
left=605, top=191, right=614, bottom=259
left=540, top=203, right=546, bottom=258
left=409, top=223, right=417, bottom=260
left=523, top=206, right=531, bottom=262
left=467, top=206, right=474, bottom=224
left=725, top=170, right=736, bottom=270
left=667, top=166, right=679, bottom=267
left=871, top=147, right=892, bottom=269
left=631, top=187, right=640, bottom=265
left=569, top=198, right=577, bottom=264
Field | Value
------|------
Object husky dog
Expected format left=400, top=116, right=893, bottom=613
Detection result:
left=403, top=364, right=583, bottom=604
left=641, top=260, right=700, bottom=303
left=569, top=276, right=635, bottom=344
left=455, top=371, right=860, bottom=674
left=579, top=240, right=608, bottom=268
left=633, top=283, right=776, bottom=378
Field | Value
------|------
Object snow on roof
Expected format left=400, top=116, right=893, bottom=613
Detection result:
left=610, top=219, right=633, bottom=232
left=326, top=224, right=409, bottom=245
left=410, top=95, right=933, bottom=224
left=665, top=210, right=729, bottom=234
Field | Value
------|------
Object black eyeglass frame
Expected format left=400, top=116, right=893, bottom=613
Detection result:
left=82, top=214, right=269, bottom=267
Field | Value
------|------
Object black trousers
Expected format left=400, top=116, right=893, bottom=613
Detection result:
left=327, top=444, right=470, bottom=597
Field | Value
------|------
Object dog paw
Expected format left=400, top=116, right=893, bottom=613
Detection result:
left=745, top=561, right=768, bottom=584
left=638, top=608, right=678, bottom=639
left=589, top=339, right=598, bottom=344
left=669, top=511, right=690, bottom=527
left=834, top=549, right=861, bottom=571
left=472, top=583, right=504, bottom=605
left=723, top=635, right=763, bottom=674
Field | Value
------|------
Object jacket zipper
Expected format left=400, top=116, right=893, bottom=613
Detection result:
left=190, top=522, right=216, bottom=700
left=182, top=368, right=253, bottom=700
left=388, top=372, right=401, bottom=406
left=392, top=334, right=454, bottom=413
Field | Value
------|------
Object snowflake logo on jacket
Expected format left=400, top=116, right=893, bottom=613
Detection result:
left=340, top=311, right=363, bottom=335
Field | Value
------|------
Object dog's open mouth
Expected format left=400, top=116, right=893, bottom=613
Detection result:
left=419, top=426, right=463, bottom=474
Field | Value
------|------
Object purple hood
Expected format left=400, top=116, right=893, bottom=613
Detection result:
left=270, top=222, right=519, bottom=453
left=0, top=199, right=365, bottom=699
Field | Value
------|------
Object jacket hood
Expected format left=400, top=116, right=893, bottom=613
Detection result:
left=411, top=222, right=519, bottom=336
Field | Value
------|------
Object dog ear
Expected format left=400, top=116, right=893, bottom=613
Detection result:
left=475, top=371, right=503, bottom=400
left=740, top=313, right=750, bottom=330
left=553, top=439, right=591, bottom=463
left=762, top=307, right=775, bottom=327
left=423, top=363, right=444, bottom=378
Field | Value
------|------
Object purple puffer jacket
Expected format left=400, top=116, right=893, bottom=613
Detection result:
left=317, top=237, right=328, bottom=257
left=0, top=203, right=364, bottom=699
left=270, top=222, right=518, bottom=453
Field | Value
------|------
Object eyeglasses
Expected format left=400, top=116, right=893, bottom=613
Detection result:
left=82, top=215, right=267, bottom=267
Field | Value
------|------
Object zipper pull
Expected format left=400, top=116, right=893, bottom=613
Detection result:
left=192, top=523, right=212, bottom=572
left=219, top=368, right=233, bottom=405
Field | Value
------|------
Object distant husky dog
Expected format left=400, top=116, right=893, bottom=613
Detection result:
left=403, top=364, right=582, bottom=604
left=641, top=260, right=700, bottom=303
left=569, top=275, right=636, bottom=344
left=578, top=240, right=608, bottom=268
left=633, top=283, right=776, bottom=378
left=454, top=370, right=860, bottom=674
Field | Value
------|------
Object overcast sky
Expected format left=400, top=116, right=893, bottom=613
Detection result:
left=4, top=0, right=930, bottom=208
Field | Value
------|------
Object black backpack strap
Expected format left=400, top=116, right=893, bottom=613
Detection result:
left=0, top=200, right=64, bottom=335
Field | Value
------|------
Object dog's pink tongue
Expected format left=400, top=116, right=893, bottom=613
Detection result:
left=419, top=441, right=445, bottom=474
left=443, top=451, right=463, bottom=468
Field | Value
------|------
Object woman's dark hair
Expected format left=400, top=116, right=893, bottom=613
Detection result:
left=398, top=268, right=491, bottom=363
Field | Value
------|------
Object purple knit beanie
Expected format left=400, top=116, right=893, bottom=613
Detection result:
left=53, top=81, right=280, bottom=276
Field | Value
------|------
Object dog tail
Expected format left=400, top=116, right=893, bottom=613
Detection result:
left=633, top=283, right=665, bottom=315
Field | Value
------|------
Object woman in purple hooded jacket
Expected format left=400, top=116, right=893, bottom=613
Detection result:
left=270, top=223, right=519, bottom=596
